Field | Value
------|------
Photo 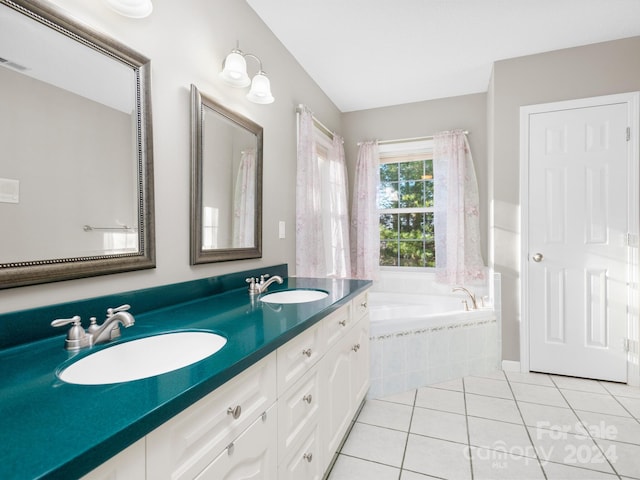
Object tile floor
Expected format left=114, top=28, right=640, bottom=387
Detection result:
left=326, top=371, right=640, bottom=480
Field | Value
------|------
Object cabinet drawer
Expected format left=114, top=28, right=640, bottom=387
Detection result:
left=276, top=322, right=323, bottom=394
left=323, top=303, right=352, bottom=351
left=146, top=353, right=276, bottom=480
left=277, top=364, right=321, bottom=462
left=278, top=422, right=323, bottom=480
left=352, top=290, right=369, bottom=320
left=195, top=405, right=277, bottom=480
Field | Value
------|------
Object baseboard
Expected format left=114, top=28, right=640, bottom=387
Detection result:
left=501, top=360, right=521, bottom=372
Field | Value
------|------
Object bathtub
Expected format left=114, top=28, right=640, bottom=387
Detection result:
left=367, top=284, right=501, bottom=399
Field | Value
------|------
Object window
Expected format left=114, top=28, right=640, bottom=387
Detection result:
left=378, top=141, right=435, bottom=268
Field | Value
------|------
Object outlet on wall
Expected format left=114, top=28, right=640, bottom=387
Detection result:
left=278, top=221, right=286, bottom=239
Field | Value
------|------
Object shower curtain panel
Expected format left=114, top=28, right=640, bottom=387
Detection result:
left=433, top=130, right=485, bottom=285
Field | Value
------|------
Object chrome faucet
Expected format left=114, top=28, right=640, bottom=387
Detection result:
left=90, top=305, right=135, bottom=344
left=51, top=304, right=135, bottom=351
left=246, top=274, right=283, bottom=295
left=452, top=287, right=478, bottom=310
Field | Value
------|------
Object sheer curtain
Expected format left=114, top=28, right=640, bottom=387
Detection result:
left=232, top=148, right=255, bottom=247
left=433, top=130, right=485, bottom=285
left=321, top=135, right=351, bottom=278
left=296, top=106, right=350, bottom=278
left=350, top=141, right=380, bottom=280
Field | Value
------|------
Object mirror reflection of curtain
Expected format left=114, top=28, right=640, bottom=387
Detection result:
left=232, top=149, right=256, bottom=247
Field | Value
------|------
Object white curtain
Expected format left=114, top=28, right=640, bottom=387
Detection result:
left=433, top=130, right=485, bottom=285
left=232, top=148, right=256, bottom=247
left=322, top=135, right=351, bottom=278
left=296, top=106, right=350, bottom=278
left=350, top=141, right=380, bottom=280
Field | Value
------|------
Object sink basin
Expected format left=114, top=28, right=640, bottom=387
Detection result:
left=260, top=289, right=329, bottom=304
left=58, top=331, right=227, bottom=385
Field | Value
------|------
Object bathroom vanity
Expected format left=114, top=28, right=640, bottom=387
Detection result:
left=0, top=265, right=370, bottom=479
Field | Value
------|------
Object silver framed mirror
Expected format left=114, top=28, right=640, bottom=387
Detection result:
left=190, top=85, right=262, bottom=264
left=0, top=0, right=155, bottom=289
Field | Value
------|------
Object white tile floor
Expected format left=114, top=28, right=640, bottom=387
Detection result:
left=326, top=371, right=640, bottom=480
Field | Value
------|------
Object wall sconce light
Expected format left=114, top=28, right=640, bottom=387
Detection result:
left=103, top=0, right=153, bottom=18
left=220, top=48, right=275, bottom=104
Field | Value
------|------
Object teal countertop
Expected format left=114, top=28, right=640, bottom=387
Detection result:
left=0, top=275, right=371, bottom=479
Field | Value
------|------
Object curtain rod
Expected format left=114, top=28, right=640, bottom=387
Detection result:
left=296, top=104, right=337, bottom=141
left=358, top=130, right=469, bottom=146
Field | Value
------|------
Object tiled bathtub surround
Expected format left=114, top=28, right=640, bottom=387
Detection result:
left=368, top=273, right=501, bottom=398
left=328, top=371, right=640, bottom=480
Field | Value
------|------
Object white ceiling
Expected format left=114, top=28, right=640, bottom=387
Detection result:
left=247, top=0, right=640, bottom=112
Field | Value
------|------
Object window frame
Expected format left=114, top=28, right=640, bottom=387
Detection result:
left=378, top=139, right=436, bottom=270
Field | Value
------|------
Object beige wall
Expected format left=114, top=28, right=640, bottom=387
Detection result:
left=342, top=93, right=489, bottom=262
left=0, top=67, right=134, bottom=262
left=490, top=36, right=640, bottom=361
left=0, top=0, right=341, bottom=313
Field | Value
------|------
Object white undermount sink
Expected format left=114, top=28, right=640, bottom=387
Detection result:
left=58, top=331, right=227, bottom=385
left=259, top=289, right=329, bottom=304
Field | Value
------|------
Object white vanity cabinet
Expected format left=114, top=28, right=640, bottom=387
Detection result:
left=83, top=288, right=370, bottom=480
left=276, top=321, right=324, bottom=393
left=277, top=289, right=370, bottom=478
left=146, top=352, right=277, bottom=480
left=321, top=291, right=370, bottom=469
left=81, top=438, right=146, bottom=480
left=323, top=301, right=352, bottom=350
left=279, top=421, right=323, bottom=480
left=194, top=405, right=277, bottom=480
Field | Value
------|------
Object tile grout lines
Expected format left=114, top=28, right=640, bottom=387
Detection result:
left=329, top=373, right=640, bottom=480
left=548, top=375, right=621, bottom=478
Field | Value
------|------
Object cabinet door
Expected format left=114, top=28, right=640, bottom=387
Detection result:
left=351, top=315, right=370, bottom=405
left=320, top=332, right=353, bottom=466
left=146, top=353, right=276, bottom=480
left=81, top=438, right=145, bottom=480
left=278, top=423, right=323, bottom=480
left=276, top=322, right=324, bottom=394
left=195, top=406, right=277, bottom=480
left=277, top=364, right=321, bottom=462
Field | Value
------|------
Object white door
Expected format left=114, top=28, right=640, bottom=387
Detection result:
left=526, top=97, right=634, bottom=382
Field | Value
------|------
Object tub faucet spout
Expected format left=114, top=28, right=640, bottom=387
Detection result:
left=452, top=287, right=478, bottom=310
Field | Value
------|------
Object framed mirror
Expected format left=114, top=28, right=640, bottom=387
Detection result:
left=190, top=85, right=262, bottom=264
left=0, top=0, right=155, bottom=289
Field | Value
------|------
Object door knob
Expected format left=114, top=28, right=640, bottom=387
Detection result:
left=532, top=253, right=544, bottom=262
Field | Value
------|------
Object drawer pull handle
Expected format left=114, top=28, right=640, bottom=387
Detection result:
left=227, top=405, right=242, bottom=419
left=227, top=442, right=235, bottom=455
left=338, top=319, right=347, bottom=327
left=303, top=452, right=313, bottom=462
left=361, top=301, right=367, bottom=308
left=302, top=348, right=312, bottom=357
left=352, top=343, right=361, bottom=352
left=303, top=394, right=313, bottom=404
